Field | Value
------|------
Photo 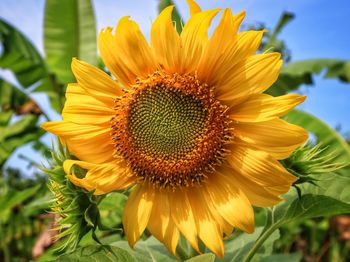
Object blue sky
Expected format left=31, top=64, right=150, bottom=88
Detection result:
left=1, top=0, right=349, bottom=172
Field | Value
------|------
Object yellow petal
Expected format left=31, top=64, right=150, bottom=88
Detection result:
left=151, top=6, right=181, bottom=73
left=235, top=30, right=266, bottom=58
left=180, top=9, right=220, bottom=74
left=234, top=118, right=309, bottom=159
left=41, top=121, right=114, bottom=164
left=219, top=165, right=283, bottom=207
left=71, top=58, right=123, bottom=106
left=217, top=53, right=282, bottom=106
left=62, top=84, right=114, bottom=125
left=162, top=218, right=180, bottom=256
left=186, top=0, right=201, bottom=16
left=115, top=17, right=158, bottom=77
left=202, top=194, right=234, bottom=237
left=229, top=93, right=306, bottom=122
left=202, top=23, right=266, bottom=88
left=169, top=190, right=199, bottom=252
left=204, top=172, right=255, bottom=233
left=222, top=221, right=234, bottom=238
left=63, top=159, right=135, bottom=195
left=99, top=17, right=157, bottom=87
left=212, top=30, right=266, bottom=85
left=197, top=9, right=245, bottom=82
left=187, top=188, right=224, bottom=258
left=147, top=189, right=170, bottom=242
left=227, top=144, right=297, bottom=189
left=98, top=27, right=135, bottom=87
left=232, top=11, right=246, bottom=31
left=148, top=189, right=179, bottom=255
left=123, top=184, right=155, bottom=246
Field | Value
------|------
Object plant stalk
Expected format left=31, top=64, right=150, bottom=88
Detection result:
left=242, top=223, right=281, bottom=262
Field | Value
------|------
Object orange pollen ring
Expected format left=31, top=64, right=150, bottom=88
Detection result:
left=110, top=71, right=232, bottom=189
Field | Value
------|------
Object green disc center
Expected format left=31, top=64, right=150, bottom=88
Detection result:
left=128, top=87, right=207, bottom=159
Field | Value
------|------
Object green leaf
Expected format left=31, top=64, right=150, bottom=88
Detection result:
left=158, top=0, right=184, bottom=33
left=0, top=184, right=41, bottom=222
left=0, top=19, right=62, bottom=111
left=221, top=227, right=280, bottom=262
left=0, top=78, right=30, bottom=112
left=266, top=72, right=312, bottom=96
left=186, top=253, right=215, bottom=262
left=0, top=77, right=43, bottom=116
left=243, top=195, right=350, bottom=261
left=269, top=194, right=350, bottom=228
left=268, top=59, right=350, bottom=96
left=112, top=237, right=178, bottom=262
left=44, top=0, right=97, bottom=84
left=0, top=111, right=12, bottom=125
left=98, top=192, right=127, bottom=228
left=0, top=113, right=43, bottom=167
left=22, top=192, right=52, bottom=216
left=260, top=252, right=302, bottom=262
left=54, top=245, right=135, bottom=262
left=283, top=59, right=350, bottom=82
left=0, top=19, right=48, bottom=88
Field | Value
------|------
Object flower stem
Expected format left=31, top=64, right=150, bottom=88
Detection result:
left=242, top=223, right=281, bottom=262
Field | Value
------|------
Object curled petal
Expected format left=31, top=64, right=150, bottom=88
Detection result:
left=63, top=159, right=135, bottom=195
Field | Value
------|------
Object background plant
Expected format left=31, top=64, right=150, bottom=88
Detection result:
left=0, top=0, right=349, bottom=261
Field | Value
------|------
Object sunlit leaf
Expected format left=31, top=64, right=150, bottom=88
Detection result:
left=54, top=245, right=135, bottom=262
left=186, top=253, right=215, bottom=262
left=0, top=111, right=12, bottom=125
left=268, top=59, right=350, bottom=96
left=0, top=184, right=41, bottom=222
left=0, top=19, right=62, bottom=111
left=98, top=192, right=127, bottom=228
left=0, top=19, right=48, bottom=88
left=112, top=237, right=177, bottom=262
left=44, top=0, right=97, bottom=84
left=268, top=194, right=350, bottom=229
left=0, top=112, right=43, bottom=167
left=22, top=192, right=52, bottom=217
left=260, top=252, right=302, bottom=262
left=0, top=78, right=30, bottom=112
left=283, top=59, right=350, bottom=82
left=222, top=227, right=280, bottom=262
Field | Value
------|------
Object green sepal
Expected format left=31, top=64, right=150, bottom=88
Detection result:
left=41, top=140, right=110, bottom=252
left=282, top=143, right=347, bottom=195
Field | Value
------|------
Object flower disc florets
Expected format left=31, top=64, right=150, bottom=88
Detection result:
left=111, top=71, right=232, bottom=189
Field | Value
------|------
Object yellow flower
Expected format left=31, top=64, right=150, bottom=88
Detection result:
left=42, top=0, right=308, bottom=257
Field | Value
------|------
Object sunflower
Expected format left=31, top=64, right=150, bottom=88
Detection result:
left=42, top=0, right=308, bottom=257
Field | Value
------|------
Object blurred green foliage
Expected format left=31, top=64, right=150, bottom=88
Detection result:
left=0, top=0, right=349, bottom=261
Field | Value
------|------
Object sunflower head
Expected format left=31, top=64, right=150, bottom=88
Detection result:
left=42, top=0, right=308, bottom=257
left=111, top=70, right=232, bottom=189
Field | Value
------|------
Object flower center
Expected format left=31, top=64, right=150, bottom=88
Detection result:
left=128, top=87, right=206, bottom=159
left=111, top=71, right=232, bottom=189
